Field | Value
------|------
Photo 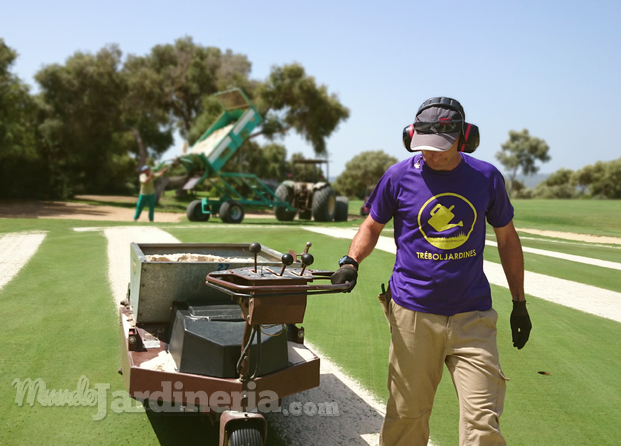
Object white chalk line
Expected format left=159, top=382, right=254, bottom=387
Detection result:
left=514, top=235, right=621, bottom=250
left=483, top=262, right=621, bottom=322
left=103, top=226, right=179, bottom=305
left=0, top=231, right=47, bottom=291
left=301, top=227, right=621, bottom=323
left=103, top=226, right=393, bottom=445
left=383, top=227, right=621, bottom=250
left=485, top=240, right=621, bottom=271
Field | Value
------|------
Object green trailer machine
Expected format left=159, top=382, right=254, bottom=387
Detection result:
left=176, top=89, right=346, bottom=224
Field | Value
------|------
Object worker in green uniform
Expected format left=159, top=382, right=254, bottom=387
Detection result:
left=134, top=165, right=167, bottom=222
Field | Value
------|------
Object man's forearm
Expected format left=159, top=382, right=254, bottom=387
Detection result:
left=348, top=216, right=385, bottom=266
left=497, top=234, right=525, bottom=301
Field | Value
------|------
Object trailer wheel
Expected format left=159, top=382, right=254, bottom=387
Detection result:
left=335, top=196, right=349, bottom=221
left=274, top=184, right=296, bottom=221
left=312, top=186, right=336, bottom=222
left=227, top=427, right=263, bottom=446
left=220, top=200, right=245, bottom=224
left=187, top=200, right=210, bottom=222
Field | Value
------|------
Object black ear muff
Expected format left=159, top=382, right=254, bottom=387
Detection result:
left=460, top=123, right=480, bottom=153
left=402, top=124, right=415, bottom=152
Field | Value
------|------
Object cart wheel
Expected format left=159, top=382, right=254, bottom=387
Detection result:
left=227, top=426, right=263, bottom=446
left=220, top=200, right=245, bottom=224
left=187, top=200, right=210, bottom=222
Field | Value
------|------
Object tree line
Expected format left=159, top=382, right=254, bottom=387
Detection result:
left=511, top=158, right=621, bottom=199
left=0, top=37, right=349, bottom=199
left=493, top=128, right=621, bottom=199
left=335, top=129, right=621, bottom=201
left=3, top=36, right=616, bottom=201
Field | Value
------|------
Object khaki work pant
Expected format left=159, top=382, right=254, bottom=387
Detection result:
left=380, top=300, right=508, bottom=446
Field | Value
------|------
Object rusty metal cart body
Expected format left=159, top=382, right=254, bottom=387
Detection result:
left=119, top=242, right=346, bottom=445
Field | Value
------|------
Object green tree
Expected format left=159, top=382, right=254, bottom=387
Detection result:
left=142, top=37, right=254, bottom=141
left=191, top=63, right=349, bottom=158
left=252, top=63, right=350, bottom=157
left=508, top=179, right=533, bottom=199
left=221, top=141, right=288, bottom=180
left=543, top=168, right=573, bottom=186
left=533, top=168, right=576, bottom=198
left=286, top=153, right=329, bottom=182
left=334, top=150, right=398, bottom=197
left=571, top=165, right=595, bottom=197
left=0, top=39, right=43, bottom=198
left=35, top=45, right=135, bottom=197
left=605, top=158, right=621, bottom=198
left=121, top=54, right=174, bottom=166
left=589, top=158, right=621, bottom=198
left=495, top=129, right=551, bottom=190
left=188, top=62, right=349, bottom=183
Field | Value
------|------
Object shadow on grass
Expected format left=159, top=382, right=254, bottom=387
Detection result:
left=145, top=409, right=221, bottom=445
left=144, top=407, right=288, bottom=446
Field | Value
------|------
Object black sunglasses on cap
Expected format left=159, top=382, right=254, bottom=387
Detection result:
left=413, top=119, right=463, bottom=134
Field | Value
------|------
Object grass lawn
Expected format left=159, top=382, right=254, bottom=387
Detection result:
left=0, top=219, right=161, bottom=445
left=1, top=198, right=620, bottom=445
left=483, top=246, right=621, bottom=293
left=511, top=199, right=621, bottom=237
left=489, top=232, right=621, bottom=263
left=170, top=225, right=621, bottom=445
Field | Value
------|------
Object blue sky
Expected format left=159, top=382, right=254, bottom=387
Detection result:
left=2, top=0, right=620, bottom=178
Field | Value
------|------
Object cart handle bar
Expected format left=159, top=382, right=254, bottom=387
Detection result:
left=205, top=275, right=351, bottom=298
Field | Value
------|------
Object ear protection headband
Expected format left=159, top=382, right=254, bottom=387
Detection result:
left=402, top=97, right=480, bottom=153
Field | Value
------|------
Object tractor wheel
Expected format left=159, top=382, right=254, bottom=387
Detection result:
left=186, top=200, right=210, bottom=222
left=334, top=196, right=349, bottom=221
left=227, top=426, right=263, bottom=446
left=274, top=184, right=296, bottom=221
left=312, top=186, right=336, bottom=222
left=298, top=209, right=312, bottom=220
left=219, top=200, right=245, bottom=224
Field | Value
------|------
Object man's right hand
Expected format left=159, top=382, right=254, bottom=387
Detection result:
left=510, top=300, right=532, bottom=349
left=331, top=265, right=358, bottom=292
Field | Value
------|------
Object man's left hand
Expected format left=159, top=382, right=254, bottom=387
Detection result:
left=510, top=300, right=532, bottom=349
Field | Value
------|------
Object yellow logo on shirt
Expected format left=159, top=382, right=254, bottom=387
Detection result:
left=418, top=193, right=477, bottom=250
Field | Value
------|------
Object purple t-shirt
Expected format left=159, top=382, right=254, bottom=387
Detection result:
left=368, top=153, right=513, bottom=316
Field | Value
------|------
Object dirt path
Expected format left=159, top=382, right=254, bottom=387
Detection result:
left=0, top=231, right=47, bottom=291
left=101, top=226, right=394, bottom=446
left=0, top=199, right=183, bottom=223
left=482, top=262, right=621, bottom=322
left=515, top=228, right=621, bottom=245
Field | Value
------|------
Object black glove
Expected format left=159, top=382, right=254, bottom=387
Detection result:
left=510, top=300, right=532, bottom=349
left=331, top=265, right=358, bottom=292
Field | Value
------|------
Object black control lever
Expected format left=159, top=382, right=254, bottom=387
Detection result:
left=280, top=253, right=294, bottom=276
left=300, top=253, right=314, bottom=275
left=249, top=242, right=261, bottom=273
